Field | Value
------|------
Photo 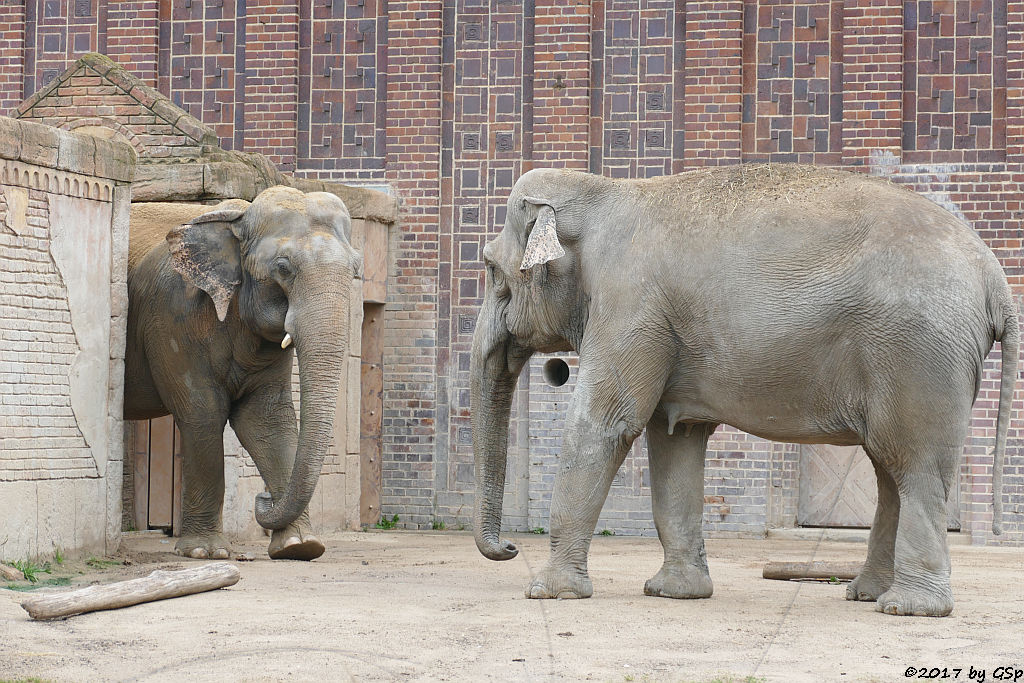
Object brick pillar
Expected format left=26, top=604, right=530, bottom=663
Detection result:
left=683, top=1, right=744, bottom=167
left=533, top=0, right=591, bottom=169
left=106, top=1, right=161, bottom=88
left=0, top=1, right=24, bottom=112
left=1006, top=4, right=1024, bottom=170
left=841, top=0, right=903, bottom=167
left=244, top=0, right=299, bottom=171
left=381, top=0, right=443, bottom=526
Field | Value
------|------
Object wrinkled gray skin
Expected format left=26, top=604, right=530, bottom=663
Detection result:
left=125, top=186, right=360, bottom=561
left=472, top=164, right=1018, bottom=617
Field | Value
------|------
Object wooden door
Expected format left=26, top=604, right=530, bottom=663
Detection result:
left=359, top=303, right=385, bottom=526
left=798, top=444, right=960, bottom=530
left=129, top=416, right=183, bottom=533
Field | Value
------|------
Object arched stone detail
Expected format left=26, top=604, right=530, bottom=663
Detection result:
left=61, top=117, right=145, bottom=156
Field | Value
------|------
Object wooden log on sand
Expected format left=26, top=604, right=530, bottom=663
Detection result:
left=21, top=562, right=240, bottom=620
left=762, top=561, right=863, bottom=582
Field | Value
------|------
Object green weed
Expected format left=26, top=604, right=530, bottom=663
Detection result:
left=375, top=514, right=399, bottom=530
left=431, top=519, right=446, bottom=531
left=85, top=557, right=122, bottom=569
left=52, top=548, right=64, bottom=566
left=530, top=527, right=547, bottom=535
left=10, top=559, right=51, bottom=583
left=5, top=577, right=71, bottom=592
left=600, top=529, right=615, bottom=536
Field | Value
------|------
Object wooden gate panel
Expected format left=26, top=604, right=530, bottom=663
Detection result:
left=798, top=444, right=961, bottom=530
left=360, top=303, right=384, bottom=526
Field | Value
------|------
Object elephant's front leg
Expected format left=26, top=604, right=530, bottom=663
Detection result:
left=230, top=382, right=324, bottom=561
left=176, top=413, right=231, bottom=559
left=643, top=415, right=715, bottom=599
left=527, top=385, right=649, bottom=599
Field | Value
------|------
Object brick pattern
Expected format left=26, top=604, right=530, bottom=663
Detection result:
left=903, top=0, right=1007, bottom=162
left=742, top=0, right=843, bottom=164
left=841, top=0, right=904, bottom=164
left=0, top=3, right=1021, bottom=543
left=380, top=0, right=444, bottom=527
left=533, top=0, right=590, bottom=168
left=0, top=1, right=24, bottom=113
left=296, top=0, right=385, bottom=179
left=244, top=0, right=299, bottom=170
left=24, top=0, right=102, bottom=99
left=0, top=186, right=96, bottom=480
left=106, top=1, right=160, bottom=87
left=683, top=1, right=744, bottom=166
left=168, top=0, right=244, bottom=150
left=16, top=58, right=211, bottom=160
left=597, top=0, right=677, bottom=178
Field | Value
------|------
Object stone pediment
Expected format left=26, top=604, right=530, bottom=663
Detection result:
left=13, top=53, right=396, bottom=223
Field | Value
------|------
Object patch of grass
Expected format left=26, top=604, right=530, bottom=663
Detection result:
left=86, top=557, right=123, bottom=570
left=431, top=519, right=446, bottom=531
left=530, top=527, right=547, bottom=535
left=52, top=548, right=64, bottom=566
left=10, top=559, right=51, bottom=583
left=5, top=577, right=71, bottom=592
left=600, top=529, right=615, bottom=536
left=375, top=514, right=399, bottom=530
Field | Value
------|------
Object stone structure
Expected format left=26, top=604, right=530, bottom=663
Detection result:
left=1, top=3, right=1021, bottom=545
left=12, top=53, right=396, bottom=544
left=0, top=116, right=134, bottom=561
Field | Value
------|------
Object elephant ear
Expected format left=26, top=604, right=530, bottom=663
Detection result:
left=166, top=199, right=250, bottom=322
left=519, top=197, right=565, bottom=272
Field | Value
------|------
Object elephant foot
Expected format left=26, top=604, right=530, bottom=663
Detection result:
left=846, top=569, right=893, bottom=602
left=268, top=523, right=325, bottom=561
left=644, top=563, right=713, bottom=599
left=176, top=533, right=231, bottom=560
left=526, top=564, right=593, bottom=599
left=875, top=583, right=953, bottom=617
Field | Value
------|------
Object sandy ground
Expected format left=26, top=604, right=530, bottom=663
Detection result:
left=0, top=530, right=1021, bottom=683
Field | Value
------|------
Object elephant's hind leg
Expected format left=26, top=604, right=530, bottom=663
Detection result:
left=862, top=430, right=960, bottom=617
left=230, top=382, right=325, bottom=561
left=847, top=453, right=898, bottom=602
left=643, top=414, right=715, bottom=600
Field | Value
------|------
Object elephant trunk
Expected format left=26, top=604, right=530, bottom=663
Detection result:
left=471, top=297, right=524, bottom=561
left=255, top=275, right=349, bottom=530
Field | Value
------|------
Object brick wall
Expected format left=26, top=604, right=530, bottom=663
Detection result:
left=0, top=115, right=134, bottom=560
left=2, top=0, right=1021, bottom=544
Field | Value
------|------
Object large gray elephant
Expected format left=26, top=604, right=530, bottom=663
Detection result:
left=471, top=164, right=1018, bottom=617
left=125, top=186, right=360, bottom=561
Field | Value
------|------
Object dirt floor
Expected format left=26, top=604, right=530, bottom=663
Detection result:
left=0, top=530, right=1021, bottom=683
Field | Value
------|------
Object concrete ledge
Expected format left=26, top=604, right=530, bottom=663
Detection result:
left=0, top=114, right=134, bottom=182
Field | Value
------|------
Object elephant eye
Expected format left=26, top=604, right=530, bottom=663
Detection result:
left=274, top=258, right=294, bottom=280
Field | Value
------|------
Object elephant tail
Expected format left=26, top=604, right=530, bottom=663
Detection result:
left=991, top=293, right=1019, bottom=536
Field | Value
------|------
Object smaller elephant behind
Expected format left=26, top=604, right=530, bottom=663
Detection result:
left=125, top=186, right=361, bottom=561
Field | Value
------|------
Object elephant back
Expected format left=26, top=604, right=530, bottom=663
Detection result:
left=128, top=202, right=213, bottom=273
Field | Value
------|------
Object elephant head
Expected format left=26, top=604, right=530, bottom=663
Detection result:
left=472, top=168, right=607, bottom=560
left=167, top=185, right=361, bottom=530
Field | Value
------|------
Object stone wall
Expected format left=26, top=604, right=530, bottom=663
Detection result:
left=0, top=116, right=134, bottom=561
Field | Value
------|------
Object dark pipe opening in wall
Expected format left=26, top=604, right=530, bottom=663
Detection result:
left=543, top=358, right=570, bottom=387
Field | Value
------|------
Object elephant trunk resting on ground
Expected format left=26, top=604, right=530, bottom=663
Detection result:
left=125, top=186, right=361, bottom=561
left=471, top=164, right=1018, bottom=617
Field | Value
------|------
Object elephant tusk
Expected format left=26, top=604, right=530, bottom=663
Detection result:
left=281, top=333, right=292, bottom=349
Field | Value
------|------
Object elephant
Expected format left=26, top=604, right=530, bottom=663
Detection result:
left=471, top=163, right=1018, bottom=617
left=125, top=185, right=360, bottom=561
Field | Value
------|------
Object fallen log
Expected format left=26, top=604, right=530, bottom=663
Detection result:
left=0, top=564, right=24, bottom=581
left=762, top=561, right=863, bottom=582
left=20, top=562, right=240, bottom=620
